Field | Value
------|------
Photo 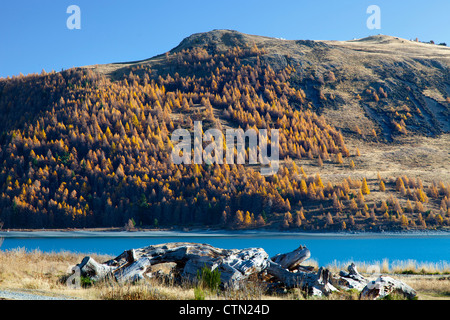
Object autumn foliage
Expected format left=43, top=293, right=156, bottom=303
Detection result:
left=0, top=44, right=448, bottom=231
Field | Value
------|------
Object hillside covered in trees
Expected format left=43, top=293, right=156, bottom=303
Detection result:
left=0, top=30, right=449, bottom=231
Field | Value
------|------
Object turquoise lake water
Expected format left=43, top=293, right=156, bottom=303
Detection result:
left=1, top=232, right=450, bottom=267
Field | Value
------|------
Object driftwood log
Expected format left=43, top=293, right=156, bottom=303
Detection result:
left=361, top=275, right=417, bottom=300
left=74, top=242, right=416, bottom=299
left=334, top=262, right=416, bottom=299
left=337, top=263, right=368, bottom=291
left=270, top=245, right=310, bottom=270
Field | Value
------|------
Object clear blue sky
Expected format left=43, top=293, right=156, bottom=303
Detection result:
left=1, top=0, right=449, bottom=78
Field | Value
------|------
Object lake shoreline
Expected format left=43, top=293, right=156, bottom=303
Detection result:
left=1, top=227, right=450, bottom=238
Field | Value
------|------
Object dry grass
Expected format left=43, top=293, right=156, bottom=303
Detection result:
left=298, top=134, right=450, bottom=187
left=326, top=259, right=450, bottom=275
left=98, top=278, right=195, bottom=300
left=0, top=249, right=449, bottom=300
left=0, top=248, right=112, bottom=299
left=399, top=275, right=450, bottom=299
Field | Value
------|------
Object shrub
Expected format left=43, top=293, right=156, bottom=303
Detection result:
left=194, top=287, right=206, bottom=300
left=80, top=275, right=94, bottom=288
left=197, top=264, right=221, bottom=292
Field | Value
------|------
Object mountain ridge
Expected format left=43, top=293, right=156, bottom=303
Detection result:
left=87, top=30, right=450, bottom=140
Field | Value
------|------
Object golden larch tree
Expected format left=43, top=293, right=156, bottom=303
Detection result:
left=361, top=178, right=370, bottom=195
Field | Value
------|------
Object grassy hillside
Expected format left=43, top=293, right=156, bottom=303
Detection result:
left=0, top=30, right=449, bottom=230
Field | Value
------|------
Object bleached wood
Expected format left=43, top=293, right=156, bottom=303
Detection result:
left=338, top=262, right=368, bottom=291
left=360, top=275, right=417, bottom=300
left=270, top=245, right=310, bottom=271
left=78, top=256, right=115, bottom=281
left=73, top=242, right=417, bottom=298
left=115, top=257, right=151, bottom=283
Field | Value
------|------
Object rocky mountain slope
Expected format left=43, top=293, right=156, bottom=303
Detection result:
left=0, top=30, right=448, bottom=230
left=92, top=30, right=450, bottom=140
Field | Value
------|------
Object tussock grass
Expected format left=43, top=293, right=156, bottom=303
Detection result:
left=326, top=259, right=450, bottom=275
left=99, top=278, right=195, bottom=300
left=401, top=276, right=450, bottom=299
left=0, top=249, right=449, bottom=300
left=0, top=248, right=112, bottom=299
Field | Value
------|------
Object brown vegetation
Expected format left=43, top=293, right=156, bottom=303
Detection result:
left=0, top=249, right=448, bottom=300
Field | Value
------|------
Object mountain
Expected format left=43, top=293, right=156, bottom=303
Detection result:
left=93, top=30, right=450, bottom=139
left=0, top=30, right=448, bottom=231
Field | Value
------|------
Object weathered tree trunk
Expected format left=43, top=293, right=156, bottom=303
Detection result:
left=78, top=243, right=271, bottom=289
left=266, top=261, right=338, bottom=296
left=360, top=275, right=417, bottom=300
left=73, top=242, right=417, bottom=299
left=78, top=256, right=115, bottom=281
left=337, top=263, right=368, bottom=291
left=115, top=257, right=151, bottom=283
left=266, top=260, right=316, bottom=288
left=270, top=245, right=310, bottom=271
